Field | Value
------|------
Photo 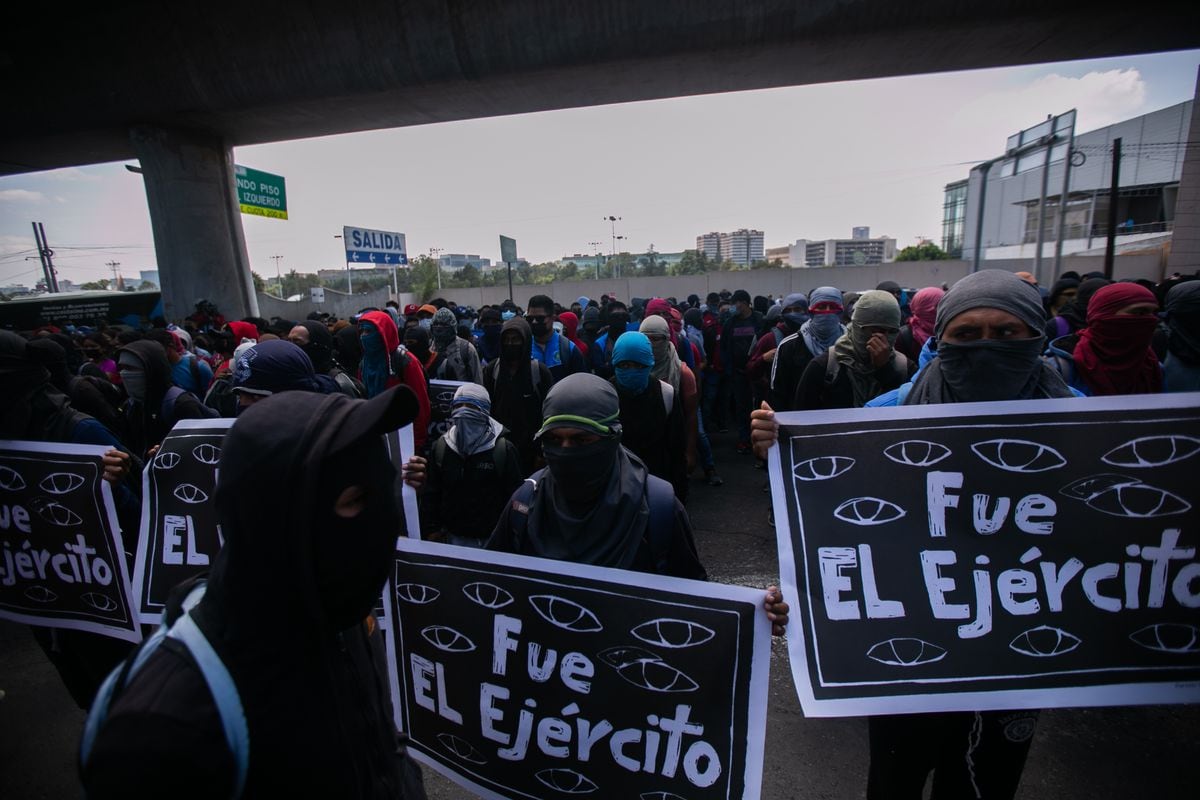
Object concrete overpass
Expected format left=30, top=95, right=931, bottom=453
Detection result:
left=3, top=1, right=1198, bottom=318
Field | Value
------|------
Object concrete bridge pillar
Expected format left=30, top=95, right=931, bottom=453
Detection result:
left=131, top=127, right=258, bottom=321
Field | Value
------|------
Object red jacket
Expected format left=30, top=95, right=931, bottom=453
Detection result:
left=359, top=311, right=432, bottom=451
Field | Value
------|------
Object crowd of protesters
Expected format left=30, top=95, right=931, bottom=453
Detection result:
left=2, top=265, right=1197, bottom=799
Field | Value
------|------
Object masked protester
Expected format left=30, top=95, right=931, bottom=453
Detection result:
left=610, top=332, right=689, bottom=502
left=118, top=340, right=213, bottom=458
left=357, top=310, right=431, bottom=450
left=80, top=387, right=427, bottom=799
left=485, top=374, right=788, bottom=633
left=769, top=287, right=844, bottom=412
left=229, top=339, right=340, bottom=412
left=415, top=384, right=523, bottom=547
left=1046, top=276, right=1110, bottom=339
left=895, top=286, right=944, bottom=363
left=748, top=292, right=807, bottom=403
left=426, top=307, right=483, bottom=383
left=526, top=294, right=587, bottom=381
left=483, top=316, right=554, bottom=475
left=579, top=307, right=602, bottom=354
left=288, top=321, right=363, bottom=398
left=589, top=301, right=632, bottom=378
left=640, top=314, right=698, bottom=472
left=721, top=290, right=764, bottom=453
left=1162, top=281, right=1200, bottom=392
left=751, top=271, right=1074, bottom=800
left=1045, top=282, right=1162, bottom=396
left=1, top=331, right=138, bottom=710
left=557, top=311, right=589, bottom=360
left=796, top=289, right=912, bottom=410
left=476, top=308, right=504, bottom=364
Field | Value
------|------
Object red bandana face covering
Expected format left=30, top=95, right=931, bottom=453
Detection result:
left=1074, top=283, right=1161, bottom=396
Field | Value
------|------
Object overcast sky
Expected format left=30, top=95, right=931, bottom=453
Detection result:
left=1, top=48, right=1197, bottom=286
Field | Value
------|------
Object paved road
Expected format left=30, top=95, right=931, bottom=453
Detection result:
left=1, top=430, right=1195, bottom=798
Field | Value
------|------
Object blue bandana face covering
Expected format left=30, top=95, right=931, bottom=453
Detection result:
left=614, top=365, right=651, bottom=394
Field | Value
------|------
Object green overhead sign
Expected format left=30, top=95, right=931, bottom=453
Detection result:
left=235, top=165, right=287, bottom=220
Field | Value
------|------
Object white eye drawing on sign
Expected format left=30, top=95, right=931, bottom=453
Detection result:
left=1009, top=625, right=1082, bottom=657
left=420, top=625, right=476, bottom=652
left=1062, top=475, right=1191, bottom=518
left=462, top=581, right=514, bottom=609
left=34, top=500, right=83, bottom=527
left=191, top=443, right=221, bottom=465
left=883, top=440, right=952, bottom=467
left=970, top=439, right=1067, bottom=473
left=631, top=618, right=716, bottom=649
left=39, top=472, right=85, bottom=494
left=793, top=455, right=855, bottom=481
left=1129, top=623, right=1200, bottom=654
left=153, top=451, right=181, bottom=470
left=1102, top=434, right=1200, bottom=468
left=528, top=595, right=603, bottom=632
left=80, top=592, right=119, bottom=612
left=867, top=637, right=947, bottom=667
left=395, top=583, right=440, bottom=604
left=24, top=585, right=58, bottom=603
left=173, top=484, right=209, bottom=504
left=436, top=733, right=487, bottom=765
left=535, top=768, right=598, bottom=795
left=641, top=792, right=690, bottom=800
left=597, top=645, right=699, bottom=692
left=833, top=497, right=907, bottom=526
left=598, top=645, right=661, bottom=668
left=0, top=464, right=27, bottom=490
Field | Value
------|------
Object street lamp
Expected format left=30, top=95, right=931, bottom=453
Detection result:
left=429, top=247, right=444, bottom=291
left=614, top=235, right=628, bottom=278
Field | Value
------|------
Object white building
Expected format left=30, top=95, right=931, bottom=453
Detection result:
left=717, top=229, right=764, bottom=265
left=787, top=231, right=897, bottom=267
left=437, top=253, right=491, bottom=271
left=695, top=232, right=721, bottom=260
left=947, top=100, right=1191, bottom=268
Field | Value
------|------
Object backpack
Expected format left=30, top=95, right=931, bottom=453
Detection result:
left=164, top=385, right=219, bottom=421
left=489, top=359, right=544, bottom=393
left=822, top=348, right=908, bottom=404
left=203, top=378, right=239, bottom=417
left=507, top=470, right=678, bottom=573
left=80, top=582, right=248, bottom=798
left=430, top=434, right=512, bottom=487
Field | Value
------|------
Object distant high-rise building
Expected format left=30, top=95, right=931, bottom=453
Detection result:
left=852, top=226, right=870, bottom=240
left=695, top=232, right=721, bottom=260
left=941, top=180, right=968, bottom=258
left=717, top=229, right=764, bottom=265
left=437, top=253, right=491, bottom=271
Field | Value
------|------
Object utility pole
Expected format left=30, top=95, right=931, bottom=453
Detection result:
left=429, top=247, right=444, bottom=291
left=1052, top=113, right=1078, bottom=280
left=604, top=215, right=622, bottom=277
left=588, top=241, right=604, bottom=280
left=106, top=261, right=122, bottom=289
left=270, top=254, right=284, bottom=297
left=647, top=243, right=657, bottom=275
left=1104, top=138, right=1122, bottom=279
left=614, top=236, right=627, bottom=279
left=1032, top=132, right=1057, bottom=286
left=31, top=222, right=60, bottom=292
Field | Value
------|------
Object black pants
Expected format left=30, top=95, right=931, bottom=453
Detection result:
left=867, top=710, right=1039, bottom=800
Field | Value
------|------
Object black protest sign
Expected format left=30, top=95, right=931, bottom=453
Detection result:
left=384, top=538, right=770, bottom=800
left=427, top=379, right=468, bottom=444
left=135, top=420, right=422, bottom=624
left=0, top=440, right=140, bottom=642
left=132, top=419, right=233, bottom=624
left=770, top=394, right=1200, bottom=717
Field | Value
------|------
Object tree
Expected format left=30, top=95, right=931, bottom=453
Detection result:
left=454, top=263, right=482, bottom=288
left=408, top=256, right=441, bottom=300
left=671, top=249, right=710, bottom=276
left=749, top=258, right=785, bottom=270
left=558, top=261, right=579, bottom=282
left=251, top=271, right=266, bottom=292
left=80, top=279, right=111, bottom=291
left=895, top=242, right=950, bottom=261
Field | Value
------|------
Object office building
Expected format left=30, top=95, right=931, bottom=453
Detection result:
left=695, top=232, right=721, bottom=260
left=852, top=226, right=870, bottom=240
left=946, top=100, right=1191, bottom=266
left=717, top=229, right=765, bottom=265
left=787, top=231, right=897, bottom=267
left=438, top=253, right=492, bottom=270
left=764, top=245, right=792, bottom=265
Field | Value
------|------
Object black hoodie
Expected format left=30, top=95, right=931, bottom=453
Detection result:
left=118, top=340, right=208, bottom=457
left=483, top=316, right=553, bottom=475
left=82, top=388, right=425, bottom=799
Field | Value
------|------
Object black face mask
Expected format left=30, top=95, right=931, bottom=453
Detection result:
left=311, top=441, right=398, bottom=631
left=529, top=320, right=550, bottom=338
left=542, top=437, right=619, bottom=507
left=501, top=341, right=526, bottom=362
left=936, top=337, right=1046, bottom=402
left=608, top=313, right=629, bottom=331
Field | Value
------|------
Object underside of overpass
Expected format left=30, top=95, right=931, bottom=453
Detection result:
left=3, top=1, right=1198, bottom=317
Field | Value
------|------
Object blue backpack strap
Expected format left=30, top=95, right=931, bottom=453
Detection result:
left=168, top=614, right=249, bottom=798
left=644, top=475, right=677, bottom=574
left=79, top=584, right=248, bottom=799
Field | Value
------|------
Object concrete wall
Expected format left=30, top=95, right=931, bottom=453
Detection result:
left=384, top=254, right=1164, bottom=312
left=255, top=287, right=391, bottom=321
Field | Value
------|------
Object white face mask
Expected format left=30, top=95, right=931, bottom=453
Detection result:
left=120, top=370, right=147, bottom=401
left=419, top=318, right=432, bottom=330
left=553, top=321, right=564, bottom=335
